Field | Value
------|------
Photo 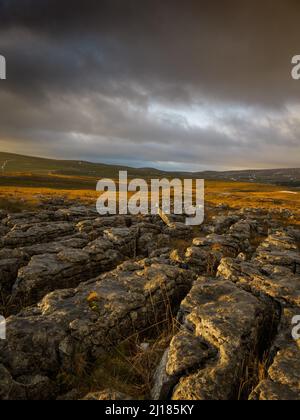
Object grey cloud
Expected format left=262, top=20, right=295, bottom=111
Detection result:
left=0, top=0, right=299, bottom=169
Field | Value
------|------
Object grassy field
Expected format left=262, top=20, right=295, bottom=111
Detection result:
left=0, top=179, right=299, bottom=223
left=0, top=152, right=299, bottom=223
left=1, top=152, right=300, bottom=187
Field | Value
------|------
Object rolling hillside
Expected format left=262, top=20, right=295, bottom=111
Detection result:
left=0, top=151, right=299, bottom=189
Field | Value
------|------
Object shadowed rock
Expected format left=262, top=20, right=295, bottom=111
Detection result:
left=1, top=203, right=299, bottom=401
left=0, top=260, right=194, bottom=400
left=152, top=277, right=275, bottom=400
left=217, top=229, right=300, bottom=400
left=12, top=237, right=125, bottom=308
left=250, top=309, right=300, bottom=400
left=218, top=258, right=300, bottom=307
left=254, top=231, right=300, bottom=273
left=1, top=222, right=75, bottom=247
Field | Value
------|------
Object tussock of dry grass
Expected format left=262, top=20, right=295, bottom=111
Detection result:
left=87, top=327, right=173, bottom=399
left=56, top=318, right=180, bottom=400
left=0, top=197, right=37, bottom=213
left=237, top=352, right=271, bottom=400
left=56, top=285, right=182, bottom=400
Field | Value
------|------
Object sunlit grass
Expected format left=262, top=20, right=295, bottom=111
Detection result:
left=0, top=179, right=299, bottom=226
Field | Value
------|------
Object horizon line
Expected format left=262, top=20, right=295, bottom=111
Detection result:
left=0, top=150, right=299, bottom=174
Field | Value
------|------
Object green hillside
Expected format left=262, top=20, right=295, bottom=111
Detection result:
left=0, top=152, right=299, bottom=189
left=0, top=152, right=169, bottom=178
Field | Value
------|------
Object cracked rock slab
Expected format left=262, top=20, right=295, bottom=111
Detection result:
left=217, top=257, right=300, bottom=307
left=254, top=231, right=300, bottom=273
left=1, top=222, right=75, bottom=247
left=12, top=238, right=125, bottom=309
left=250, top=308, right=300, bottom=400
left=0, top=260, right=194, bottom=400
left=152, top=277, right=274, bottom=400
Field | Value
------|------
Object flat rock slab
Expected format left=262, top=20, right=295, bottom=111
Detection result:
left=218, top=258, right=300, bottom=307
left=152, top=277, right=274, bottom=400
left=0, top=260, right=194, bottom=400
left=183, top=218, right=259, bottom=275
left=12, top=237, right=125, bottom=308
left=254, top=231, right=300, bottom=273
left=1, top=222, right=75, bottom=247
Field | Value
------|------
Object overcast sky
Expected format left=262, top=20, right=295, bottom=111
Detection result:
left=0, top=0, right=300, bottom=171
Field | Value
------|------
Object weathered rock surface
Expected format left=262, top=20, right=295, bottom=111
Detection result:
left=158, top=209, right=194, bottom=238
left=12, top=236, right=125, bottom=308
left=0, top=202, right=299, bottom=400
left=217, top=229, right=300, bottom=400
left=181, top=218, right=260, bottom=275
left=209, top=214, right=240, bottom=234
left=1, top=222, right=75, bottom=247
left=76, top=215, right=129, bottom=240
left=0, top=260, right=194, bottom=399
left=152, top=277, right=275, bottom=400
left=7, top=224, right=168, bottom=310
left=218, top=258, right=300, bottom=307
left=250, top=308, right=300, bottom=400
left=254, top=231, right=300, bottom=274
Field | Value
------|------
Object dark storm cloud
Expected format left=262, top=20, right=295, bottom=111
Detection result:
left=0, top=0, right=299, bottom=169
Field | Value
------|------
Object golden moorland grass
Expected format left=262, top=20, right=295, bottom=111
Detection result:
left=0, top=179, right=299, bottom=222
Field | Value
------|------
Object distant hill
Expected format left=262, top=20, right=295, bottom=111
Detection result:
left=196, top=168, right=300, bottom=188
left=0, top=151, right=299, bottom=189
left=0, top=151, right=168, bottom=178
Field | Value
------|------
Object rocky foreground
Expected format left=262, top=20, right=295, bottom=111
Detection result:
left=0, top=199, right=299, bottom=400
